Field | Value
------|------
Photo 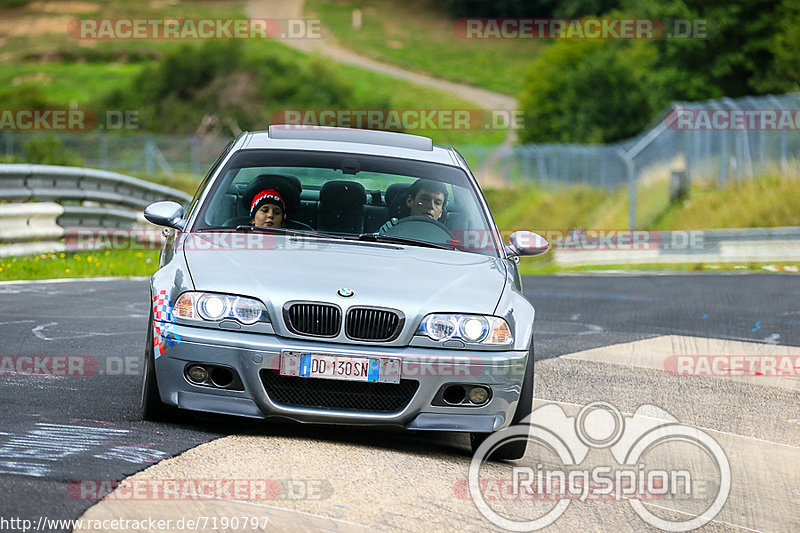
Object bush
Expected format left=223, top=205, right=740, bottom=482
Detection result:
left=16, top=136, right=83, bottom=166
left=0, top=84, right=54, bottom=110
left=518, top=40, right=655, bottom=143
left=105, top=42, right=390, bottom=135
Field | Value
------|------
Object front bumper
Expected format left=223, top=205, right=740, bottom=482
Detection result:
left=154, top=323, right=530, bottom=433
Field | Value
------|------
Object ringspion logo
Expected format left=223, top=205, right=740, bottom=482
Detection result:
left=469, top=402, right=730, bottom=531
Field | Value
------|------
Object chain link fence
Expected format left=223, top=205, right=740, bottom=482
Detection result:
left=1, top=131, right=230, bottom=179
left=464, top=92, right=800, bottom=191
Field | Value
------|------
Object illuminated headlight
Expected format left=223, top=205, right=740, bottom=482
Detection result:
left=459, top=316, right=489, bottom=342
left=418, top=314, right=512, bottom=345
left=198, top=294, right=228, bottom=320
left=174, top=292, right=268, bottom=325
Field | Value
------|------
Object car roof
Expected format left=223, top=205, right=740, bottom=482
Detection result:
left=237, top=126, right=464, bottom=167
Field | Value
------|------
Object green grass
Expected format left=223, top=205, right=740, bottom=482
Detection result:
left=0, top=249, right=159, bottom=281
left=0, top=63, right=142, bottom=105
left=483, top=173, right=800, bottom=233
left=1, top=0, right=250, bottom=62
left=654, top=174, right=800, bottom=229
left=305, top=0, right=541, bottom=96
left=240, top=42, right=506, bottom=145
left=1, top=2, right=506, bottom=146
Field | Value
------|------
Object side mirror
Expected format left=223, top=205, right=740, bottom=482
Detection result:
left=144, top=201, right=186, bottom=230
left=507, top=231, right=549, bottom=257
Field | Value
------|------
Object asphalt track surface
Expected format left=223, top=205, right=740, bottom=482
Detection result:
left=0, top=275, right=797, bottom=532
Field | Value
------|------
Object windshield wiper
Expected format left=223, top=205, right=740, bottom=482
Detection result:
left=357, top=233, right=458, bottom=250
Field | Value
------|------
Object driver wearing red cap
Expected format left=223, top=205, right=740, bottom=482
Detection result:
left=249, top=188, right=285, bottom=228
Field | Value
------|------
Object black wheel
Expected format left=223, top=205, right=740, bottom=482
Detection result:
left=470, top=343, right=534, bottom=461
left=141, top=309, right=179, bottom=421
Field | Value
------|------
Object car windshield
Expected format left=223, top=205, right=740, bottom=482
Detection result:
left=191, top=149, right=501, bottom=256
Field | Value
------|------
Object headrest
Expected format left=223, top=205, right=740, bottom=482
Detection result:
left=384, top=183, right=409, bottom=206
left=320, top=181, right=367, bottom=211
left=242, top=174, right=301, bottom=214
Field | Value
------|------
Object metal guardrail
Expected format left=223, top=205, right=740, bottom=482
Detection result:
left=0, top=164, right=191, bottom=207
left=0, top=164, right=191, bottom=257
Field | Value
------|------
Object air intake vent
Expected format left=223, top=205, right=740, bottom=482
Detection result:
left=284, top=302, right=341, bottom=337
left=261, top=371, right=418, bottom=413
left=345, top=307, right=403, bottom=341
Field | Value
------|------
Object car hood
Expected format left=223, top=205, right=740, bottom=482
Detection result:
left=182, top=232, right=507, bottom=316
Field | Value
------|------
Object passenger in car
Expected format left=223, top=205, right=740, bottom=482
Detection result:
left=379, top=179, right=448, bottom=234
left=241, top=174, right=302, bottom=229
left=250, top=188, right=285, bottom=228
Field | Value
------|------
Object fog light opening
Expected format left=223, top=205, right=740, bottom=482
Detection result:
left=209, top=367, right=235, bottom=389
left=442, top=385, right=466, bottom=405
left=186, top=365, right=209, bottom=384
left=468, top=386, right=490, bottom=405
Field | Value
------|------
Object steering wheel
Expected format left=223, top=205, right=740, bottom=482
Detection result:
left=383, top=215, right=452, bottom=243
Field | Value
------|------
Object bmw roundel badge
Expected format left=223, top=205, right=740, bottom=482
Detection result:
left=337, top=288, right=354, bottom=298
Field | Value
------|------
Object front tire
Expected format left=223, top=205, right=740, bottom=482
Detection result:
left=141, top=309, right=178, bottom=421
left=470, top=343, right=534, bottom=461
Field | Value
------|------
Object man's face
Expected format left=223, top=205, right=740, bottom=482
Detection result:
left=407, top=188, right=445, bottom=220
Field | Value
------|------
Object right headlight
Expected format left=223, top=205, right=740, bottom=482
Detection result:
left=417, top=314, right=512, bottom=346
left=174, top=292, right=268, bottom=325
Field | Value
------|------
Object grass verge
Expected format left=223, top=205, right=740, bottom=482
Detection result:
left=483, top=173, right=800, bottom=232
left=1, top=0, right=507, bottom=146
left=305, top=0, right=540, bottom=96
left=0, top=249, right=158, bottom=281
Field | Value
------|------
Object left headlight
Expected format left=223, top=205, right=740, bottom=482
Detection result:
left=174, top=292, right=268, bottom=325
left=417, top=314, right=512, bottom=346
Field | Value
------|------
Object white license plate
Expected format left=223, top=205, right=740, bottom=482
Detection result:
left=280, top=351, right=401, bottom=384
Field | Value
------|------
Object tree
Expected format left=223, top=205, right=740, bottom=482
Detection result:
left=519, top=39, right=655, bottom=143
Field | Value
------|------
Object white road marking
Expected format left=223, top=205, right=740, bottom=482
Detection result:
left=31, top=322, right=59, bottom=340
left=93, top=446, right=171, bottom=464
left=32, top=322, right=133, bottom=341
left=0, top=423, right=129, bottom=477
